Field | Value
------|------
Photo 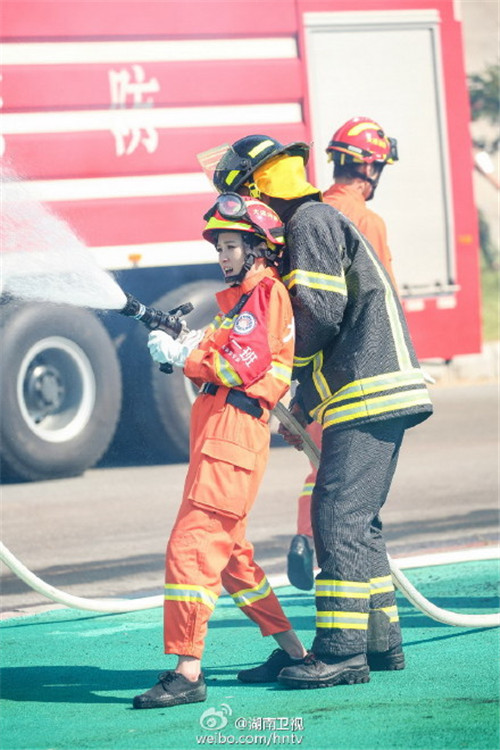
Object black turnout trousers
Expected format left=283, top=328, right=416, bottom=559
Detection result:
left=311, top=417, right=406, bottom=657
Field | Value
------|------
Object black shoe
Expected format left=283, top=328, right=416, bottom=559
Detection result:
left=237, top=648, right=304, bottom=683
left=277, top=652, right=370, bottom=690
left=133, top=671, right=207, bottom=709
left=287, top=535, right=314, bottom=590
left=368, top=645, right=405, bottom=671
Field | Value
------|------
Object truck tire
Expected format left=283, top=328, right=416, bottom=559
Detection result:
left=0, top=302, right=122, bottom=482
left=118, top=280, right=220, bottom=463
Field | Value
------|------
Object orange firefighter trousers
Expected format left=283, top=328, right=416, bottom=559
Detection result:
left=164, top=385, right=291, bottom=659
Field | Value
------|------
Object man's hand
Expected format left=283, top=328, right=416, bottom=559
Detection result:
left=278, top=401, right=308, bottom=450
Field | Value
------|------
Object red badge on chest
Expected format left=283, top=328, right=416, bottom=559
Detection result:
left=220, top=278, right=273, bottom=387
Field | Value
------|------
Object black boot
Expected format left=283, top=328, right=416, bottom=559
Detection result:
left=287, top=535, right=314, bottom=590
left=368, top=645, right=405, bottom=671
left=133, top=671, right=207, bottom=709
left=366, top=609, right=405, bottom=670
left=277, top=652, right=370, bottom=689
left=238, top=648, right=305, bottom=683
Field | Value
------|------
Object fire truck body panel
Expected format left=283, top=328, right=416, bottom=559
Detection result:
left=0, top=0, right=481, bottom=480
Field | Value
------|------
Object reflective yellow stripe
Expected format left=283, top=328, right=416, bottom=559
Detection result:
left=370, top=575, right=395, bottom=595
left=353, top=225, right=412, bottom=370
left=270, top=361, right=292, bottom=385
left=282, top=268, right=347, bottom=295
left=205, top=217, right=251, bottom=233
left=316, top=610, right=369, bottom=629
left=300, top=482, right=315, bottom=497
left=348, top=121, right=380, bottom=136
left=293, top=352, right=316, bottom=369
left=322, top=388, right=432, bottom=427
left=231, top=576, right=272, bottom=608
left=206, top=314, right=224, bottom=335
left=311, top=351, right=331, bottom=402
left=214, top=351, right=242, bottom=388
left=225, top=169, right=240, bottom=186
left=372, top=605, right=399, bottom=623
left=311, top=370, right=429, bottom=424
left=248, top=139, right=275, bottom=158
left=333, top=370, right=426, bottom=403
left=316, top=580, right=370, bottom=599
left=164, top=584, right=218, bottom=611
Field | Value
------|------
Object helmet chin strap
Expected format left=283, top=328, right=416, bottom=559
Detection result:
left=244, top=181, right=261, bottom=199
left=225, top=242, right=260, bottom=286
left=353, top=164, right=384, bottom=201
left=363, top=175, right=378, bottom=201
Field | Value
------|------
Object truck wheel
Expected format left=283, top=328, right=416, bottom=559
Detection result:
left=0, top=302, right=122, bottom=482
left=119, top=280, right=220, bottom=463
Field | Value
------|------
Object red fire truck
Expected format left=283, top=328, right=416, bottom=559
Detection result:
left=0, top=0, right=481, bottom=481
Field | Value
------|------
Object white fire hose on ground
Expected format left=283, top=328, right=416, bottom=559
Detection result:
left=1, top=402, right=499, bottom=627
left=273, top=403, right=500, bottom=629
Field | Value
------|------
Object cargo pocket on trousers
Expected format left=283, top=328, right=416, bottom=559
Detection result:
left=188, top=437, right=257, bottom=519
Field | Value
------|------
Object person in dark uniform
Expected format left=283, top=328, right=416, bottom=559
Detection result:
left=212, top=135, right=433, bottom=690
left=287, top=116, right=400, bottom=592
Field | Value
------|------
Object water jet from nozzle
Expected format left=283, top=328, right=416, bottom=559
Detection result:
left=1, top=164, right=127, bottom=311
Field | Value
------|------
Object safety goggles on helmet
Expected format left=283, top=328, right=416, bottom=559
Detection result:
left=204, top=192, right=253, bottom=222
left=211, top=135, right=310, bottom=194
left=202, top=194, right=285, bottom=286
left=387, top=137, right=398, bottom=163
left=203, top=193, right=285, bottom=247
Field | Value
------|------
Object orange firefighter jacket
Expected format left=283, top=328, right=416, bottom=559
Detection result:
left=185, top=265, right=294, bottom=414
left=181, top=264, right=294, bottom=520
left=322, top=183, right=397, bottom=288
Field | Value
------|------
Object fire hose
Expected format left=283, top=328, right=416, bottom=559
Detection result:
left=1, top=402, right=499, bottom=627
left=1, top=293, right=499, bottom=625
left=273, top=402, right=500, bottom=629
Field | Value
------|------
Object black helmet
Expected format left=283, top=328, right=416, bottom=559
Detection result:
left=213, top=135, right=310, bottom=193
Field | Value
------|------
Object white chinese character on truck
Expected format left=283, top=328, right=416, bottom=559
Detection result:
left=109, top=64, right=160, bottom=156
left=0, top=0, right=481, bottom=481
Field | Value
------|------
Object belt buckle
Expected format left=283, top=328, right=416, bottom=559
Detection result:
left=201, top=382, right=217, bottom=396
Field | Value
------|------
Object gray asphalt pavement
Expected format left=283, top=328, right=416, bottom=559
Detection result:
left=1, top=381, right=498, bottom=614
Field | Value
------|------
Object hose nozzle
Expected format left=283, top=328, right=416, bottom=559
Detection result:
left=120, top=292, right=193, bottom=339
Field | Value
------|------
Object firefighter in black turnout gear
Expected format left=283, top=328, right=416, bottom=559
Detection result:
left=212, top=135, right=433, bottom=690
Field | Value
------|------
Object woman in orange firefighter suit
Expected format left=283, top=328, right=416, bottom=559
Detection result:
left=288, top=117, right=400, bottom=591
left=133, top=195, right=307, bottom=710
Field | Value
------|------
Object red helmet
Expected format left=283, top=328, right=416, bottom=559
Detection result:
left=203, top=194, right=285, bottom=251
left=326, top=116, right=398, bottom=165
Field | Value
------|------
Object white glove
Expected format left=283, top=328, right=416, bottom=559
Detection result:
left=147, top=329, right=203, bottom=367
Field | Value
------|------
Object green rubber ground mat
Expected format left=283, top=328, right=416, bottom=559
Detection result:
left=1, top=559, right=499, bottom=750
